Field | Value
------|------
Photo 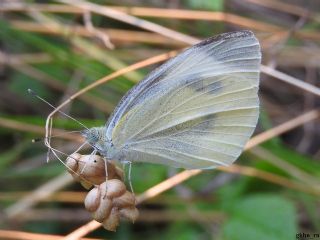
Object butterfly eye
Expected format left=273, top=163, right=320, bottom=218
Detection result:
left=81, top=128, right=100, bottom=146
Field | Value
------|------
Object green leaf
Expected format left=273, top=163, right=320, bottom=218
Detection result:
left=188, top=0, right=224, bottom=11
left=0, top=141, right=29, bottom=172
left=163, top=222, right=205, bottom=240
left=131, top=163, right=168, bottom=193
left=223, top=194, right=297, bottom=240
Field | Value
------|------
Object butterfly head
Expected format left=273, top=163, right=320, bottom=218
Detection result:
left=81, top=127, right=105, bottom=148
left=81, top=127, right=115, bottom=159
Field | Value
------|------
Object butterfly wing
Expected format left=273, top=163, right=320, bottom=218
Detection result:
left=106, top=30, right=261, bottom=169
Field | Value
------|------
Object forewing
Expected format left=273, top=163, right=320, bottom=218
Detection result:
left=107, top=30, right=261, bottom=169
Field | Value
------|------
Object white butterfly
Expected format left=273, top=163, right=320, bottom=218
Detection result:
left=82, top=30, right=261, bottom=169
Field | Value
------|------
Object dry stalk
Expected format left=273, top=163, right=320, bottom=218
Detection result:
left=3, top=3, right=320, bottom=40
left=0, top=229, right=101, bottom=240
left=4, top=173, right=73, bottom=219
left=10, top=20, right=185, bottom=47
left=0, top=116, right=80, bottom=141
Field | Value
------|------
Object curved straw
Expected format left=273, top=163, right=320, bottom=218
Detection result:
left=44, top=51, right=178, bottom=152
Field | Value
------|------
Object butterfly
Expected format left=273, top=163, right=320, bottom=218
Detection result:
left=82, top=30, right=261, bottom=170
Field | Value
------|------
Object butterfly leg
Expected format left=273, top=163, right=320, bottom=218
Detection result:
left=46, top=117, right=53, bottom=163
left=128, top=162, right=134, bottom=197
left=80, top=150, right=97, bottom=174
left=102, top=158, right=109, bottom=199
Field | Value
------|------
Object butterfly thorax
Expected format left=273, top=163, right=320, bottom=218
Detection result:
left=81, top=127, right=116, bottom=159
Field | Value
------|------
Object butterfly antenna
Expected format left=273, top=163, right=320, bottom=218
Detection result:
left=32, top=138, right=41, bottom=143
left=27, top=89, right=89, bottom=130
left=31, top=130, right=82, bottom=143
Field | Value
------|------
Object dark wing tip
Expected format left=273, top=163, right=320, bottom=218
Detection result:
left=196, top=30, right=256, bottom=48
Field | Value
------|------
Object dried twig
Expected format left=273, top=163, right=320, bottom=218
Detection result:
left=0, top=116, right=81, bottom=141
left=56, top=0, right=199, bottom=44
left=4, top=173, right=73, bottom=219
left=24, top=9, right=143, bottom=83
left=82, top=10, right=114, bottom=49
left=3, top=3, right=320, bottom=40
left=12, top=208, right=225, bottom=223
left=10, top=20, right=185, bottom=47
left=0, top=191, right=86, bottom=203
left=244, top=0, right=320, bottom=22
left=260, top=65, right=320, bottom=97
left=0, top=230, right=101, bottom=240
left=245, top=109, right=319, bottom=149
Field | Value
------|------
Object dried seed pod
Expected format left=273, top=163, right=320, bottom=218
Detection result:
left=84, top=187, right=100, bottom=212
left=93, top=197, right=113, bottom=222
left=85, top=182, right=112, bottom=222
left=113, top=191, right=136, bottom=208
left=65, top=153, right=82, bottom=181
left=66, top=153, right=123, bottom=189
left=120, top=207, right=139, bottom=223
left=103, top=208, right=120, bottom=232
left=84, top=180, right=139, bottom=231
left=105, top=179, right=126, bottom=198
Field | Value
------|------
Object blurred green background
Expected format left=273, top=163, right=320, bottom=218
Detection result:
left=0, top=0, right=320, bottom=239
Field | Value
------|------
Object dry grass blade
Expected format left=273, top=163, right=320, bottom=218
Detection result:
left=4, top=173, right=73, bottom=219
left=245, top=109, right=320, bottom=149
left=4, top=3, right=320, bottom=40
left=110, top=6, right=281, bottom=32
left=63, top=221, right=105, bottom=240
left=244, top=0, right=319, bottom=22
left=56, top=0, right=199, bottom=44
left=0, top=3, right=284, bottom=32
left=0, top=52, right=52, bottom=64
left=10, top=20, right=185, bottom=47
left=0, top=230, right=101, bottom=240
left=218, top=164, right=319, bottom=195
left=261, top=65, right=320, bottom=97
left=25, top=10, right=143, bottom=83
left=0, top=191, right=86, bottom=203
left=0, top=116, right=81, bottom=141
left=136, top=169, right=202, bottom=203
